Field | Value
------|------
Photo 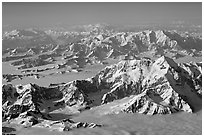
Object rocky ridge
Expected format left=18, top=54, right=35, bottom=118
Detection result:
left=2, top=83, right=101, bottom=132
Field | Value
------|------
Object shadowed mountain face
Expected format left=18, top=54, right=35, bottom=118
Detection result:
left=2, top=56, right=202, bottom=132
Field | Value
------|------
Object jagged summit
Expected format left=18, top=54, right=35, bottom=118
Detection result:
left=153, top=55, right=179, bottom=70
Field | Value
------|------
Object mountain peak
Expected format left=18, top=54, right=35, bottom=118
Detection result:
left=155, top=56, right=179, bottom=69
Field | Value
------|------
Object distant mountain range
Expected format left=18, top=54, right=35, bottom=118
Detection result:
left=2, top=24, right=202, bottom=70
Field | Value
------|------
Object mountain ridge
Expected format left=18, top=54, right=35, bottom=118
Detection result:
left=3, top=26, right=202, bottom=70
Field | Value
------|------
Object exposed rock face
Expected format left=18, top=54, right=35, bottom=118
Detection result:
left=86, top=56, right=201, bottom=114
left=2, top=82, right=93, bottom=120
left=58, top=80, right=94, bottom=108
left=2, top=83, right=101, bottom=131
left=34, top=118, right=102, bottom=132
left=97, top=56, right=201, bottom=114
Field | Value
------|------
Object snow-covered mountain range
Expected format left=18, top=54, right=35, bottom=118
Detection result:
left=2, top=24, right=202, bottom=70
left=2, top=56, right=202, bottom=131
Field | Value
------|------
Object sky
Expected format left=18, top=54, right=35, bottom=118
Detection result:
left=2, top=2, right=202, bottom=28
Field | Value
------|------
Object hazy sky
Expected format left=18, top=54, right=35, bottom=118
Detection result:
left=2, top=2, right=202, bottom=28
